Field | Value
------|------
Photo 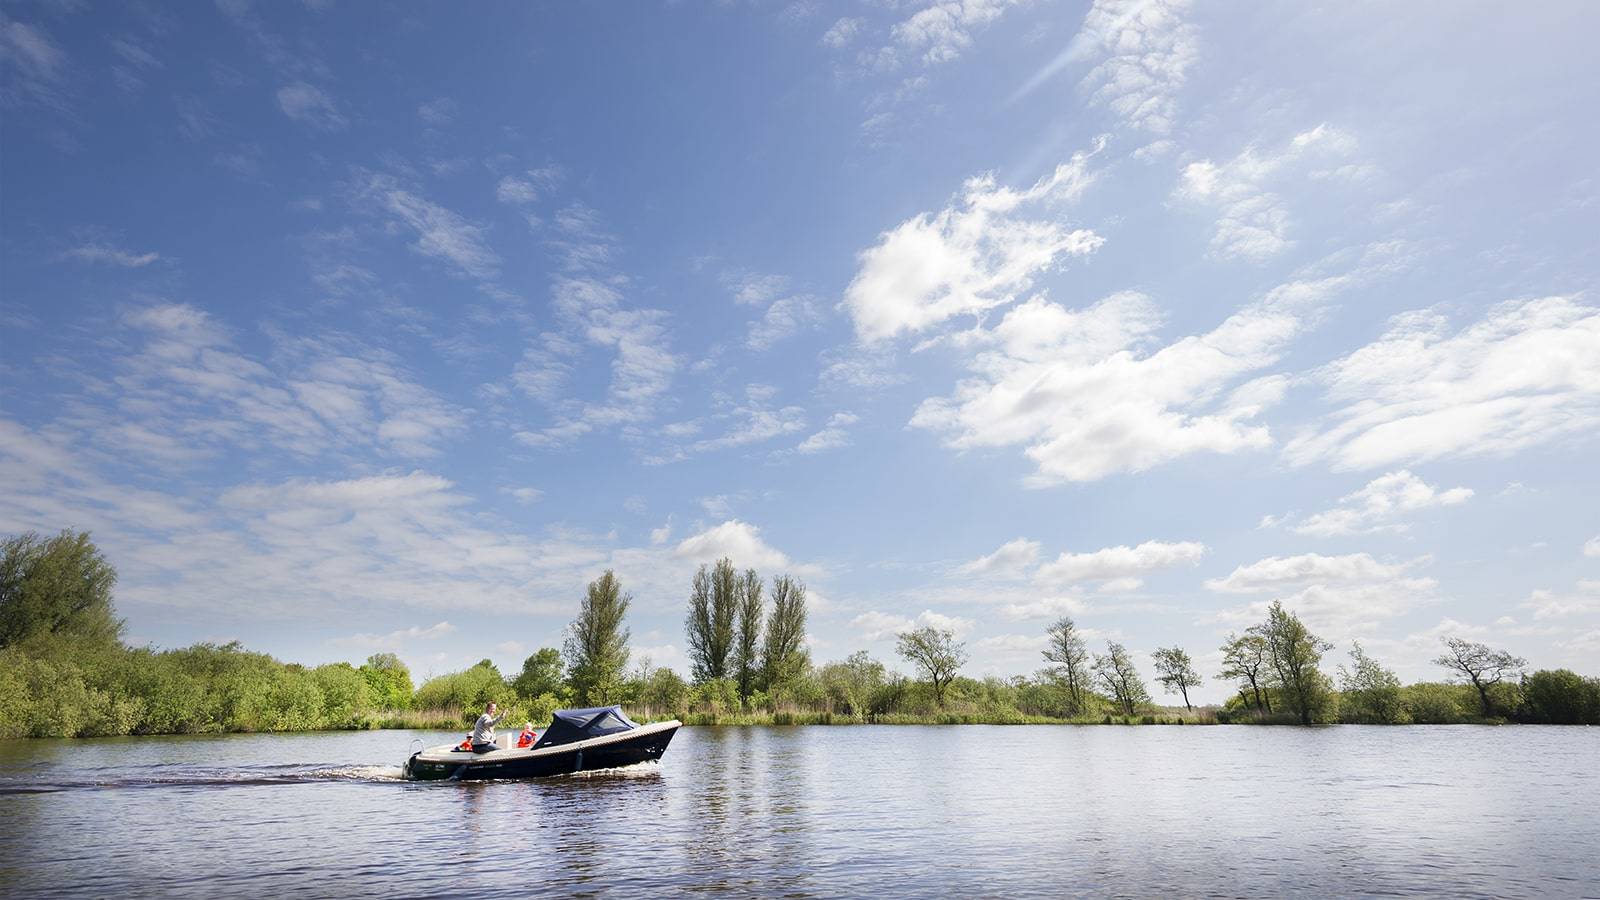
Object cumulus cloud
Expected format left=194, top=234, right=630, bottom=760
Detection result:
left=1522, top=580, right=1600, bottom=620
left=673, top=519, right=821, bottom=577
left=907, top=278, right=1339, bottom=483
left=851, top=608, right=974, bottom=641
left=1036, top=539, right=1206, bottom=587
left=276, top=82, right=346, bottom=130
left=845, top=141, right=1104, bottom=341
left=1174, top=124, right=1360, bottom=262
left=1285, top=296, right=1600, bottom=471
left=1586, top=536, right=1600, bottom=558
left=796, top=412, right=858, bottom=455
left=1275, top=470, right=1473, bottom=537
left=1205, top=552, right=1420, bottom=594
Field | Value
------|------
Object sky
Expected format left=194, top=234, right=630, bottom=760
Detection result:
left=2, top=0, right=1597, bottom=702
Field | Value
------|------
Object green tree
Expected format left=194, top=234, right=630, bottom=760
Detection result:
left=1218, top=632, right=1272, bottom=713
left=563, top=570, right=632, bottom=706
left=1042, top=616, right=1090, bottom=715
left=1093, top=642, right=1149, bottom=716
left=761, top=574, right=808, bottom=697
left=1518, top=669, right=1600, bottom=725
left=733, top=568, right=763, bottom=704
left=1338, top=642, right=1408, bottom=724
left=1151, top=646, right=1202, bottom=710
left=819, top=650, right=884, bottom=717
left=1433, top=637, right=1525, bottom=718
left=685, top=559, right=738, bottom=683
left=0, top=530, right=122, bottom=649
left=512, top=647, right=564, bottom=700
left=1261, top=601, right=1333, bottom=725
left=895, top=626, right=967, bottom=707
left=358, top=653, right=413, bottom=710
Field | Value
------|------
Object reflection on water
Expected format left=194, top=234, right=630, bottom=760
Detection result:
left=1, top=725, right=1597, bottom=898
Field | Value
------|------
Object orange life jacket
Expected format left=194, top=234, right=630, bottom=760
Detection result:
left=458, top=737, right=472, bottom=751
left=516, top=730, right=536, bottom=748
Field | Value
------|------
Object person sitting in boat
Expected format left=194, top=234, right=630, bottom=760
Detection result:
left=469, top=701, right=507, bottom=753
left=515, top=722, right=537, bottom=748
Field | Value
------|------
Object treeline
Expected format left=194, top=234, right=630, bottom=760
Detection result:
left=2, top=531, right=1597, bottom=739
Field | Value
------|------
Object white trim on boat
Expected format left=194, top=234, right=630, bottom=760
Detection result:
left=414, top=719, right=681, bottom=764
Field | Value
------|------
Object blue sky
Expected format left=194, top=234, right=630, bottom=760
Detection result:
left=2, top=0, right=1597, bottom=700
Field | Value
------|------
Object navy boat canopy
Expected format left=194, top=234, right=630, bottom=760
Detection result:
left=532, top=706, right=641, bottom=748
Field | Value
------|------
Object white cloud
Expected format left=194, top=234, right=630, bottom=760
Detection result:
left=360, top=173, right=500, bottom=279
left=1205, top=552, right=1420, bottom=594
left=998, top=595, right=1087, bottom=621
left=0, top=16, right=67, bottom=109
left=1277, top=470, right=1474, bottom=537
left=976, top=633, right=1047, bottom=654
left=417, top=97, right=456, bottom=126
left=845, top=141, right=1104, bottom=341
left=495, top=168, right=559, bottom=206
left=1586, top=536, right=1600, bottom=558
left=643, top=385, right=804, bottom=463
left=1522, top=581, right=1600, bottom=620
left=1213, top=578, right=1442, bottom=636
left=1036, top=539, right=1205, bottom=586
left=276, top=82, right=346, bottom=130
left=73, top=304, right=467, bottom=463
left=796, top=411, right=858, bottom=455
left=821, top=17, right=863, bottom=49
left=331, top=621, right=456, bottom=650
left=1174, top=124, right=1359, bottom=262
left=908, top=280, right=1331, bottom=483
left=889, top=0, right=1020, bottom=66
left=957, top=537, right=1042, bottom=578
left=62, top=243, right=159, bottom=267
left=673, top=519, right=821, bottom=577
left=513, top=209, right=680, bottom=449
left=747, top=295, right=825, bottom=350
left=503, top=487, right=543, bottom=504
left=1049, top=0, right=1197, bottom=133
left=850, top=608, right=974, bottom=641
left=1286, top=296, right=1600, bottom=471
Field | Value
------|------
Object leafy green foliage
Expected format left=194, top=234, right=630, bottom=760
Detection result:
left=512, top=647, right=565, bottom=701
left=1, top=530, right=122, bottom=649
left=1337, top=642, right=1409, bottom=724
left=1518, top=669, right=1600, bottom=724
left=563, top=570, right=631, bottom=705
left=896, top=626, right=968, bottom=707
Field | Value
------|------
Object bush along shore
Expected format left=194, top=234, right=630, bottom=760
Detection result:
left=3, top=530, right=1598, bottom=739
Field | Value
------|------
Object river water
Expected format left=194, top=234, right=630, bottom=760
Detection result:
left=1, top=725, right=1595, bottom=898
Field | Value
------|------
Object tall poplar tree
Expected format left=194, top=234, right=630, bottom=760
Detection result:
left=563, top=570, right=631, bottom=705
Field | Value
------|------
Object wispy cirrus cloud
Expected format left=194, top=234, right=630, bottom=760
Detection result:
left=62, top=243, right=160, bottom=267
left=1175, top=124, right=1361, bottom=262
left=276, top=81, right=347, bottom=130
left=1286, top=296, right=1600, bottom=471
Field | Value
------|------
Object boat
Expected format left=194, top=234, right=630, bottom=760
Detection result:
left=402, top=706, right=680, bottom=781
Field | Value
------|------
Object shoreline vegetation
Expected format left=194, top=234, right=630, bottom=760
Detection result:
left=3, top=530, right=1598, bottom=740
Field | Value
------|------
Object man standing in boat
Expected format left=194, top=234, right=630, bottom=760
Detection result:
left=469, top=701, right=507, bottom=753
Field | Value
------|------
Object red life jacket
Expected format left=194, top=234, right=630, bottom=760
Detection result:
left=516, top=730, right=536, bottom=748
left=458, top=737, right=472, bottom=751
